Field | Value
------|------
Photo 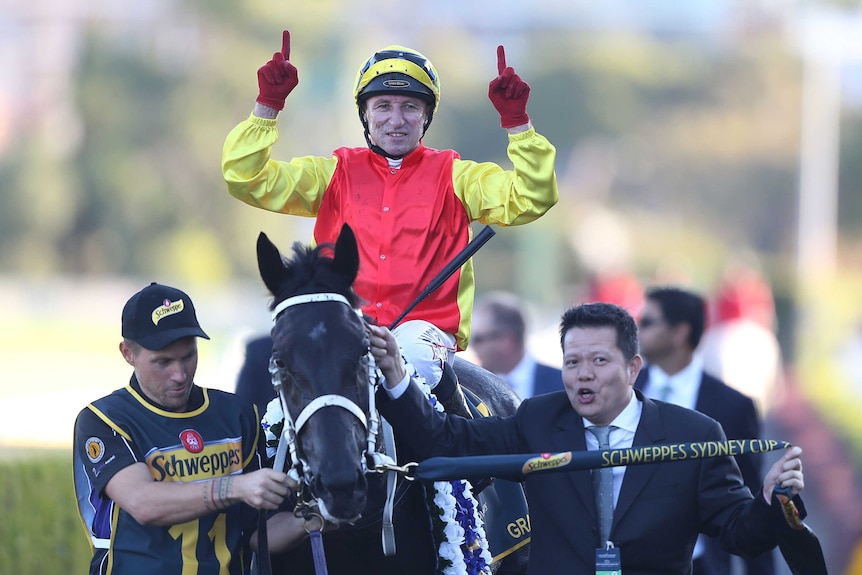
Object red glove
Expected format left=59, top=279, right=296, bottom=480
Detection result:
left=488, top=45, right=531, bottom=129
left=256, top=30, right=299, bottom=111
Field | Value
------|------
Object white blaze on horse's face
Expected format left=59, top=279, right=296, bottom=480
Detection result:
left=309, top=321, right=327, bottom=341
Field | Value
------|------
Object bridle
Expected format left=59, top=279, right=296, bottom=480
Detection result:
left=268, top=292, right=409, bottom=556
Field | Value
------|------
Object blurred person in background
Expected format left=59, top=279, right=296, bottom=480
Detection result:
left=222, top=30, right=558, bottom=397
left=73, top=283, right=294, bottom=575
left=235, top=333, right=276, bottom=415
left=699, top=266, right=783, bottom=415
left=470, top=291, right=562, bottom=397
left=635, top=286, right=773, bottom=575
left=587, top=271, right=645, bottom=316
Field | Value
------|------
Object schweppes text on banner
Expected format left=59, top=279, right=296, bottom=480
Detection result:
left=146, top=439, right=243, bottom=481
left=600, top=439, right=790, bottom=467
left=413, top=438, right=794, bottom=482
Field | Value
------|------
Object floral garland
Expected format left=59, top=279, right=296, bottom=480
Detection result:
left=260, top=361, right=492, bottom=575
left=413, top=370, right=492, bottom=575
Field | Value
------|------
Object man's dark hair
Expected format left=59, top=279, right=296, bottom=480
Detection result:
left=559, top=302, right=639, bottom=360
left=645, top=286, right=705, bottom=349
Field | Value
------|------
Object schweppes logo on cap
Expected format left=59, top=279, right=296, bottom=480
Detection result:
left=152, top=298, right=185, bottom=325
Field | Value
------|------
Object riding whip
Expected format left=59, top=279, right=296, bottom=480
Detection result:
left=389, top=225, right=496, bottom=330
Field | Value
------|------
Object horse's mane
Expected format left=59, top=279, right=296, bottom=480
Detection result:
left=268, top=240, right=363, bottom=310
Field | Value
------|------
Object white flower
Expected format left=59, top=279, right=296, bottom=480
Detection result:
left=438, top=539, right=462, bottom=562
left=408, top=358, right=490, bottom=575
left=261, top=397, right=285, bottom=459
left=443, top=519, right=465, bottom=546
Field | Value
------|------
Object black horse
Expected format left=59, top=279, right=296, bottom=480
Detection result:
left=255, top=224, right=527, bottom=575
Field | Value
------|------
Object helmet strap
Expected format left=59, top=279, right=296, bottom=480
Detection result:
left=358, top=111, right=403, bottom=160
left=364, top=129, right=405, bottom=160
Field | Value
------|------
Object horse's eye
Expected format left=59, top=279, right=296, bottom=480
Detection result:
left=273, top=358, right=286, bottom=369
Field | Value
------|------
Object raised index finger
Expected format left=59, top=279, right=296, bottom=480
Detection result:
left=281, top=30, right=291, bottom=60
left=496, top=45, right=506, bottom=75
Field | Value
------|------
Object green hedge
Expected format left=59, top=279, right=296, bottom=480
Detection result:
left=0, top=452, right=91, bottom=574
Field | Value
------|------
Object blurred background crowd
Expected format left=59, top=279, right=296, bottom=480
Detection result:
left=2, top=0, right=862, bottom=572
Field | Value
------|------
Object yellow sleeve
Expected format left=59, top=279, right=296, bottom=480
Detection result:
left=221, top=113, right=338, bottom=216
left=453, top=127, right=559, bottom=225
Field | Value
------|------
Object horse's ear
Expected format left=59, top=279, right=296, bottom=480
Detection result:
left=257, top=232, right=287, bottom=295
left=333, top=223, right=360, bottom=283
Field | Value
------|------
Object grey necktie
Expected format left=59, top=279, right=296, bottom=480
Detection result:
left=588, top=425, right=615, bottom=544
left=658, top=383, right=673, bottom=402
left=651, top=373, right=672, bottom=402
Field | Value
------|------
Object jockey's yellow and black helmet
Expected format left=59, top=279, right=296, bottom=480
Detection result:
left=354, top=46, right=440, bottom=134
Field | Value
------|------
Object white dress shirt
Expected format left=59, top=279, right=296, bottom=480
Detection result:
left=644, top=357, right=703, bottom=410
left=500, top=354, right=537, bottom=399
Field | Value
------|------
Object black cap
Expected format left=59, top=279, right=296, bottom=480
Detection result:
left=121, top=283, right=209, bottom=350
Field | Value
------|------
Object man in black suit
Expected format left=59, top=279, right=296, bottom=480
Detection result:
left=367, top=302, right=806, bottom=575
left=470, top=291, right=563, bottom=398
left=635, top=286, right=773, bottom=575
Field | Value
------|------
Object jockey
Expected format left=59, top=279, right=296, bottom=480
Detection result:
left=223, top=31, right=559, bottom=399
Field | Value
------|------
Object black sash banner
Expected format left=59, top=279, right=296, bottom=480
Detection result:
left=412, top=439, right=828, bottom=575
left=413, top=439, right=792, bottom=482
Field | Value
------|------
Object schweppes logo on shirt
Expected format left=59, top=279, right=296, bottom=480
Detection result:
left=146, top=439, right=243, bottom=482
left=151, top=298, right=184, bottom=325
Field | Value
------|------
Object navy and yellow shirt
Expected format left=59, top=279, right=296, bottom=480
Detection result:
left=73, top=376, right=261, bottom=575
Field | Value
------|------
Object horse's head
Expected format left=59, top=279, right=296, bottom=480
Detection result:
left=257, top=224, right=372, bottom=523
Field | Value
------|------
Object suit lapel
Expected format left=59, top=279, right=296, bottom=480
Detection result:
left=552, top=407, right=595, bottom=518
left=613, top=391, right=665, bottom=528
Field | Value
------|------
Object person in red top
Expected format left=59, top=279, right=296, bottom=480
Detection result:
left=223, top=30, right=558, bottom=391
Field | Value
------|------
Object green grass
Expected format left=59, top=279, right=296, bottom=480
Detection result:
left=0, top=446, right=69, bottom=461
left=0, top=452, right=91, bottom=574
